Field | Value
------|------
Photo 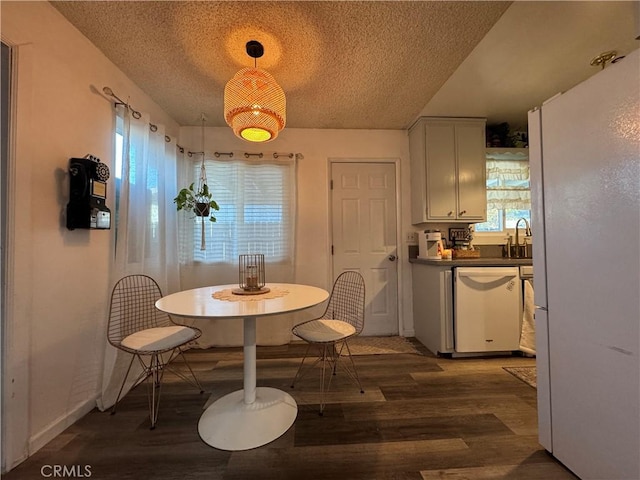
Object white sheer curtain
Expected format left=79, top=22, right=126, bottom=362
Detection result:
left=97, top=105, right=180, bottom=410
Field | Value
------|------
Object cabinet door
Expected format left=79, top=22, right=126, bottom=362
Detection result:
left=456, top=122, right=486, bottom=220
left=412, top=265, right=454, bottom=355
left=425, top=122, right=457, bottom=220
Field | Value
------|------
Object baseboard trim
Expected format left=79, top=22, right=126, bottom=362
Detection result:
left=28, top=396, right=97, bottom=456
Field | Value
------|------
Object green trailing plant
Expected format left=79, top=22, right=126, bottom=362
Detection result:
left=174, top=182, right=219, bottom=222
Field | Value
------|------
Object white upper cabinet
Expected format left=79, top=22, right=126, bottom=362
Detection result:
left=410, top=117, right=487, bottom=224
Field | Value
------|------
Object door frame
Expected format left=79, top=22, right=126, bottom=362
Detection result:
left=0, top=40, right=8, bottom=475
left=327, top=157, right=403, bottom=335
left=1, top=37, right=33, bottom=472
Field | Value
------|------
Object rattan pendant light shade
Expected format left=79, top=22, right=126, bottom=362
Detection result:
left=224, top=41, right=286, bottom=143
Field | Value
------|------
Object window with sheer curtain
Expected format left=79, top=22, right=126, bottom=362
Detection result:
left=178, top=156, right=297, bottom=266
left=112, top=108, right=180, bottom=285
left=99, top=106, right=180, bottom=412
left=475, top=156, right=531, bottom=233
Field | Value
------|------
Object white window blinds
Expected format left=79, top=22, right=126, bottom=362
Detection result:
left=178, top=156, right=297, bottom=266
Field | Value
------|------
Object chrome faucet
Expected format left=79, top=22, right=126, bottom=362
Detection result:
left=514, top=218, right=532, bottom=258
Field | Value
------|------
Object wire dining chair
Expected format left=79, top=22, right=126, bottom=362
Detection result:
left=107, top=274, right=203, bottom=429
left=290, top=270, right=366, bottom=415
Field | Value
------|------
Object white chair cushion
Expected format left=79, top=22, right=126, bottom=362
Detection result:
left=121, top=326, right=197, bottom=352
left=293, top=319, right=356, bottom=343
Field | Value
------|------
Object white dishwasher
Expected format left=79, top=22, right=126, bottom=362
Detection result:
left=454, top=267, right=521, bottom=353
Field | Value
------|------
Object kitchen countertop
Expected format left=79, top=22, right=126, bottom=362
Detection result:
left=409, top=256, right=532, bottom=267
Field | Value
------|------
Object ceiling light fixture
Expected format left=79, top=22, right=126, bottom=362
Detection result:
left=224, top=40, right=286, bottom=143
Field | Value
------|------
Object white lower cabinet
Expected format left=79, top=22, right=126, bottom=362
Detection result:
left=412, top=265, right=454, bottom=355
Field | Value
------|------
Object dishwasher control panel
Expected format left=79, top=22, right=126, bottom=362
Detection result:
left=520, top=265, right=534, bottom=279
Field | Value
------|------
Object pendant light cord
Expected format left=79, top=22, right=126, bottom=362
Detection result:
left=199, top=114, right=207, bottom=191
left=199, top=114, right=207, bottom=251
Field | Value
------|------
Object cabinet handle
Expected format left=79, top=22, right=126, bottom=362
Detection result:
left=447, top=211, right=453, bottom=216
left=459, top=210, right=466, bottom=216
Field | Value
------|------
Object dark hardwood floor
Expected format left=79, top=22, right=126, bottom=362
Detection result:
left=3, top=340, right=577, bottom=480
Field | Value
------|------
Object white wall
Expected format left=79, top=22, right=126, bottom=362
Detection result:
left=179, top=126, right=415, bottom=344
left=0, top=1, right=179, bottom=471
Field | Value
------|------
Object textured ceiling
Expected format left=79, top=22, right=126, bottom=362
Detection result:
left=51, top=0, right=511, bottom=128
left=51, top=1, right=637, bottom=130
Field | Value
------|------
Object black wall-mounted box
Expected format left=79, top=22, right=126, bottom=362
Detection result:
left=66, top=156, right=111, bottom=230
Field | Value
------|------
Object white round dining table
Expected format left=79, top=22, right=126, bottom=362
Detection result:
left=155, top=283, right=329, bottom=451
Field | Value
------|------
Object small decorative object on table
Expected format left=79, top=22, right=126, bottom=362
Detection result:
left=234, top=254, right=270, bottom=295
left=452, top=248, right=481, bottom=259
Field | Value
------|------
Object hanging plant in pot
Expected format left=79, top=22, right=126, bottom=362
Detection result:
left=174, top=181, right=220, bottom=251
left=174, top=182, right=219, bottom=220
left=174, top=114, right=220, bottom=250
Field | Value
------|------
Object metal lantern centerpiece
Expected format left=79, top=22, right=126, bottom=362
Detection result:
left=234, top=254, right=270, bottom=295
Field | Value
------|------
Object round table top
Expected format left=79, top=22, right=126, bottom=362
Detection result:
left=155, top=283, right=329, bottom=319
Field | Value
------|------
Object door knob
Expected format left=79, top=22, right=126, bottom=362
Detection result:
left=388, top=254, right=397, bottom=261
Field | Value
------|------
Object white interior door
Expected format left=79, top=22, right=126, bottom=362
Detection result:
left=331, top=162, right=398, bottom=336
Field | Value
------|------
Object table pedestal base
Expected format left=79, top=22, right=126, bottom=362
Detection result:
left=198, top=387, right=297, bottom=450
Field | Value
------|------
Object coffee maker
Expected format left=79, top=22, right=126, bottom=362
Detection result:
left=418, top=230, right=442, bottom=260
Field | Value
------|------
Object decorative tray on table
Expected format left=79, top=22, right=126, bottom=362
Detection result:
left=232, top=287, right=271, bottom=295
left=452, top=249, right=480, bottom=259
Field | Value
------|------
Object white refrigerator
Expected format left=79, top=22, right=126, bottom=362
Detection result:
left=528, top=48, right=639, bottom=480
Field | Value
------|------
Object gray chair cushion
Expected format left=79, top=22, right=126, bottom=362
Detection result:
left=121, top=326, right=197, bottom=352
left=293, top=319, right=356, bottom=343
